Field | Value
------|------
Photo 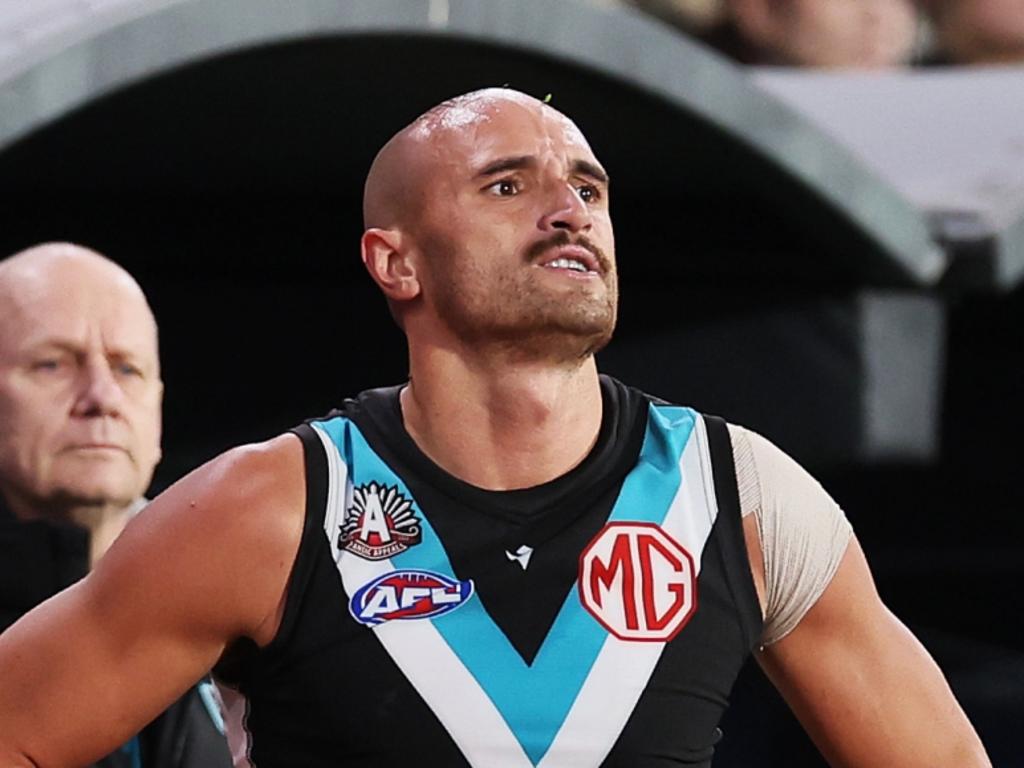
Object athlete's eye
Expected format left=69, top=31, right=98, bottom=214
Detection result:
left=577, top=184, right=601, bottom=203
left=486, top=179, right=520, bottom=197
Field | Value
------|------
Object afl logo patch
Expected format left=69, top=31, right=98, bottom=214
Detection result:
left=339, top=482, right=422, bottom=560
left=350, top=569, right=475, bottom=627
left=579, top=522, right=697, bottom=642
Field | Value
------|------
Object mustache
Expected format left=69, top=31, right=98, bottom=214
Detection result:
left=524, top=231, right=611, bottom=273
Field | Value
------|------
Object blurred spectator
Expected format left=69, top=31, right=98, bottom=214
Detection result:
left=923, top=0, right=1024, bottom=65
left=633, top=0, right=920, bottom=68
left=0, top=243, right=231, bottom=768
left=628, top=0, right=726, bottom=32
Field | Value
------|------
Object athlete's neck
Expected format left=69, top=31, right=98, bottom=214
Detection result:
left=400, top=351, right=603, bottom=491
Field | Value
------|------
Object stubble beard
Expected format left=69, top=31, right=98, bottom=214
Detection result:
left=430, top=243, right=618, bottom=365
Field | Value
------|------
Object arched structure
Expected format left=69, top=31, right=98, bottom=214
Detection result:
left=0, top=0, right=948, bottom=472
left=0, top=0, right=943, bottom=285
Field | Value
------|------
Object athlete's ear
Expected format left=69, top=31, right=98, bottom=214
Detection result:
left=361, top=228, right=421, bottom=302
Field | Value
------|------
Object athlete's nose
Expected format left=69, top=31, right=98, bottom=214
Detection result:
left=538, top=182, right=592, bottom=234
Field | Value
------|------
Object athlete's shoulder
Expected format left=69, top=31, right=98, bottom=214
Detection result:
left=198, top=432, right=304, bottom=493
left=179, top=434, right=306, bottom=559
left=104, top=434, right=307, bottom=640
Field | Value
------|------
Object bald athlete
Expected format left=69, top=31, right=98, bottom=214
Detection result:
left=0, top=94, right=988, bottom=767
left=0, top=244, right=229, bottom=767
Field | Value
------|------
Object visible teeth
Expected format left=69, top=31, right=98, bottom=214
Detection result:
left=546, top=257, right=588, bottom=272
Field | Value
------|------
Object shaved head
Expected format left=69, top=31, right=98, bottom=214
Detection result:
left=363, top=88, right=589, bottom=231
left=360, top=88, right=617, bottom=363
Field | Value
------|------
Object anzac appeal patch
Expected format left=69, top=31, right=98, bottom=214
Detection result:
left=339, top=482, right=423, bottom=561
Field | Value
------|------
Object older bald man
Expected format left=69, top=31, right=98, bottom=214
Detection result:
left=0, top=94, right=989, bottom=767
left=0, top=243, right=229, bottom=767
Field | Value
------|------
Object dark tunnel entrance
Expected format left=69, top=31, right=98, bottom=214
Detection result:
left=0, top=33, right=932, bottom=479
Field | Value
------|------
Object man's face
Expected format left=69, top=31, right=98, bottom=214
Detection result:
left=409, top=95, right=618, bottom=359
left=771, top=0, right=917, bottom=67
left=0, top=263, right=163, bottom=514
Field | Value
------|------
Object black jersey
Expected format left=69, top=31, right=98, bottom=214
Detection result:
left=214, top=376, right=762, bottom=767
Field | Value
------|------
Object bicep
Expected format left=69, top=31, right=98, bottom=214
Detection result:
left=757, top=536, right=989, bottom=768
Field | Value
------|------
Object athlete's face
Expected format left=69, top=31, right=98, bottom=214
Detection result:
left=0, top=256, right=163, bottom=514
left=411, top=95, right=618, bottom=358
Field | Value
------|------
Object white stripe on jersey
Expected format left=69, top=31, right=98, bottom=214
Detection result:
left=538, top=414, right=718, bottom=767
left=312, top=414, right=719, bottom=767
left=311, top=422, right=535, bottom=766
left=311, top=422, right=348, bottom=563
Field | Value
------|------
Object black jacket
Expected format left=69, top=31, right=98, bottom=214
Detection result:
left=0, top=498, right=232, bottom=768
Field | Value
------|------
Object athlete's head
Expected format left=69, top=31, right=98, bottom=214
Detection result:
left=361, top=88, right=618, bottom=363
left=0, top=243, right=163, bottom=520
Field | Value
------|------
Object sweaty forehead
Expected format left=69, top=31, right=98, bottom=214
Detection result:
left=415, top=94, right=596, bottom=172
left=362, top=92, right=599, bottom=229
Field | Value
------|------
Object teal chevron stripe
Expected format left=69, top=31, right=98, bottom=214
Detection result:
left=315, top=404, right=695, bottom=765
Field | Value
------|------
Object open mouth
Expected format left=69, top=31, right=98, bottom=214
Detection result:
left=543, top=256, right=594, bottom=274
left=538, top=245, right=602, bottom=275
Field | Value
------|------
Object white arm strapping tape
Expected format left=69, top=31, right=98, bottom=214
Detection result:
left=727, top=424, right=853, bottom=646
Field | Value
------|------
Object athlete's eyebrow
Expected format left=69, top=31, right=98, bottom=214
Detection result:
left=571, top=159, right=609, bottom=185
left=473, top=155, right=610, bottom=185
left=474, top=155, right=535, bottom=178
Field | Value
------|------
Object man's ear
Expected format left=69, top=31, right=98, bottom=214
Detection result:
left=361, top=228, right=421, bottom=302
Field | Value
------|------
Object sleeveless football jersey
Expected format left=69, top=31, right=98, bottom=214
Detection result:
left=214, top=375, right=762, bottom=767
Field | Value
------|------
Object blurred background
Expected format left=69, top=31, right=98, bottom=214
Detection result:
left=0, top=0, right=1021, bottom=764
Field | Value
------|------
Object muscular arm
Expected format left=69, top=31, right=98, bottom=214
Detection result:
left=757, top=536, right=990, bottom=768
left=0, top=434, right=305, bottom=767
left=733, top=423, right=990, bottom=767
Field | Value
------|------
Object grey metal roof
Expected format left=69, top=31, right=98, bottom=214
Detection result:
left=0, top=0, right=945, bottom=285
left=0, top=0, right=180, bottom=81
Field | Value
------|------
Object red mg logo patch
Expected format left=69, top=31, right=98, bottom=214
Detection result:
left=579, top=522, right=697, bottom=642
